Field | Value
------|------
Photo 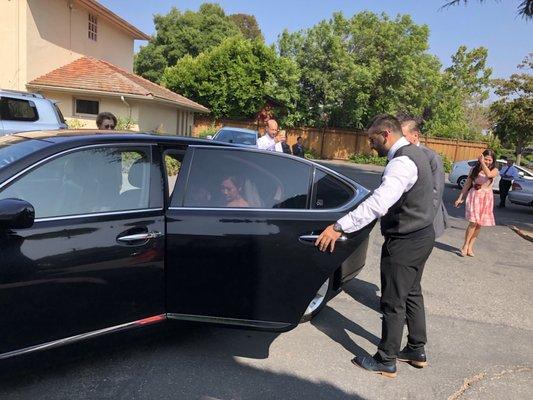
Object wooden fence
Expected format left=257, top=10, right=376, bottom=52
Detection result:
left=193, top=117, right=488, bottom=162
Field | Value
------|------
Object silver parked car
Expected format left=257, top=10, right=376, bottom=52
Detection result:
left=0, top=90, right=67, bottom=136
left=448, top=159, right=533, bottom=191
left=508, top=179, right=533, bottom=207
left=209, top=126, right=258, bottom=147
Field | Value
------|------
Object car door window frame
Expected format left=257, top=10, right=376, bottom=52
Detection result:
left=168, top=145, right=367, bottom=213
left=0, top=143, right=163, bottom=222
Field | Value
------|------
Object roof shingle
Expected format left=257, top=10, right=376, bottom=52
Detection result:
left=28, top=57, right=209, bottom=113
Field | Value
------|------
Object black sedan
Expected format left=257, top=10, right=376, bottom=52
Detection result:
left=0, top=131, right=374, bottom=360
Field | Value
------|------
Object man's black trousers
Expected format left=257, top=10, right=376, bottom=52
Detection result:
left=376, top=227, right=435, bottom=363
left=499, top=179, right=512, bottom=206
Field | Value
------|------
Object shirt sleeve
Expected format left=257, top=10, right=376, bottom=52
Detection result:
left=510, top=167, right=520, bottom=180
left=257, top=136, right=275, bottom=151
left=337, top=156, right=418, bottom=233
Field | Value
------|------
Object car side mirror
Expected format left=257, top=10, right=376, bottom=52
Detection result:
left=518, top=171, right=524, bottom=177
left=0, top=198, right=35, bottom=229
left=206, top=135, right=213, bottom=140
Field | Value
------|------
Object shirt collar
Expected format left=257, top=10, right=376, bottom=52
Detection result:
left=387, top=136, right=410, bottom=161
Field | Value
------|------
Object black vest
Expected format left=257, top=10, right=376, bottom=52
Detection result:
left=380, top=144, right=434, bottom=237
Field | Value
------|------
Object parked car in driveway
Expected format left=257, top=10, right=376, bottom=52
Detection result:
left=449, top=159, right=533, bottom=191
left=208, top=126, right=258, bottom=147
left=508, top=179, right=533, bottom=207
left=0, top=130, right=374, bottom=360
left=0, top=90, right=67, bottom=135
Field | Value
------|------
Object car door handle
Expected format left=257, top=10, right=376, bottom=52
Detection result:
left=117, top=231, right=163, bottom=243
left=298, top=234, right=348, bottom=245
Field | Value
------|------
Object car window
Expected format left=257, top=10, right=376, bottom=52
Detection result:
left=467, top=161, right=477, bottom=167
left=233, top=132, right=257, bottom=145
left=0, top=146, right=152, bottom=218
left=0, top=97, right=39, bottom=122
left=215, top=130, right=234, bottom=143
left=179, top=148, right=310, bottom=209
left=164, top=152, right=183, bottom=200
left=312, top=170, right=354, bottom=209
left=0, top=136, right=53, bottom=170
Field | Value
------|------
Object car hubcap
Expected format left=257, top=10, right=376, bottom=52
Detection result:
left=304, top=278, right=330, bottom=316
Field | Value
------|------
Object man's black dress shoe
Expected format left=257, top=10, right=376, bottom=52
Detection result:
left=397, top=346, right=428, bottom=368
left=351, top=356, right=397, bottom=378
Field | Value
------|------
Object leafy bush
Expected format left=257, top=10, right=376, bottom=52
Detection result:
left=198, top=124, right=218, bottom=138
left=439, top=153, right=453, bottom=173
left=348, top=153, right=387, bottom=166
left=116, top=116, right=137, bottom=131
left=66, top=118, right=86, bottom=129
left=304, top=148, right=319, bottom=160
left=165, top=157, right=181, bottom=176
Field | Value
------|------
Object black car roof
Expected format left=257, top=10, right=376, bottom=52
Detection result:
left=11, top=130, right=228, bottom=147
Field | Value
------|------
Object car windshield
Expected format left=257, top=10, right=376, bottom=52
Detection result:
left=216, top=129, right=256, bottom=145
left=0, top=135, right=53, bottom=170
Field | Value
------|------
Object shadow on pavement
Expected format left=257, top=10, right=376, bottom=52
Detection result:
left=343, top=278, right=381, bottom=313
left=0, top=321, right=366, bottom=400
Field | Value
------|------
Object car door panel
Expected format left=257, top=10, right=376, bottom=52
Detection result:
left=0, top=212, right=164, bottom=354
left=164, top=146, right=371, bottom=330
left=0, top=144, right=166, bottom=355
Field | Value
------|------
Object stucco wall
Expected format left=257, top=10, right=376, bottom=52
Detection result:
left=138, top=103, right=179, bottom=134
left=25, top=0, right=135, bottom=85
left=0, top=0, right=27, bottom=90
left=39, top=89, right=140, bottom=130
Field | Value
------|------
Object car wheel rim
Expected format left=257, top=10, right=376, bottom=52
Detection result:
left=303, top=278, right=330, bottom=317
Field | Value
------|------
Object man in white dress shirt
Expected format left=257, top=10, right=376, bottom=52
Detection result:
left=257, top=119, right=285, bottom=152
left=315, top=114, right=435, bottom=378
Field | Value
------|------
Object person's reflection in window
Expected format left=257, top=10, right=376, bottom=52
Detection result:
left=221, top=175, right=249, bottom=207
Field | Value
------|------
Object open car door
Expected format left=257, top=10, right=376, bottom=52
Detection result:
left=164, top=145, right=372, bottom=331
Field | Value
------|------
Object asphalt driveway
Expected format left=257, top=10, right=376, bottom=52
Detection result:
left=0, top=160, right=531, bottom=400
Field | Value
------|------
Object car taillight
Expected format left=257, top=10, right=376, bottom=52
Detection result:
left=512, top=182, right=522, bottom=190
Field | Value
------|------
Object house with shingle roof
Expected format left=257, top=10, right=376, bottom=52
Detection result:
left=0, top=0, right=208, bottom=134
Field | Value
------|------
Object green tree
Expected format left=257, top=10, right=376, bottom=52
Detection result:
left=134, top=4, right=241, bottom=83
left=161, top=36, right=300, bottom=121
left=278, top=12, right=443, bottom=129
left=424, top=46, right=492, bottom=139
left=442, top=1, right=532, bottom=20
left=491, top=54, right=533, bottom=165
left=229, top=14, right=264, bottom=41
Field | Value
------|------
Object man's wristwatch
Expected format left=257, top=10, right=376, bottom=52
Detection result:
left=333, top=222, right=344, bottom=233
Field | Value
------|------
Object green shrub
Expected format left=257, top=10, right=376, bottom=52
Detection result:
left=116, top=116, right=137, bottom=131
left=66, top=118, right=86, bottom=129
left=198, top=124, right=218, bottom=138
left=165, top=157, right=181, bottom=176
left=439, top=153, right=453, bottom=173
left=348, top=153, right=387, bottom=166
left=304, top=148, right=319, bottom=160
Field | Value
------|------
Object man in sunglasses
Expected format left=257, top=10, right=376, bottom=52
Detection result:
left=96, top=112, right=117, bottom=130
left=315, top=114, right=435, bottom=378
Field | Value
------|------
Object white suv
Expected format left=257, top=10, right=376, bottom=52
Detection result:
left=449, top=159, right=533, bottom=191
left=0, top=90, right=67, bottom=136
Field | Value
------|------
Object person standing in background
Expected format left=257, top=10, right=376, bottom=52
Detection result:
left=497, top=157, right=519, bottom=208
left=399, top=117, right=449, bottom=238
left=96, top=112, right=117, bottom=130
left=257, top=119, right=285, bottom=152
left=292, top=136, right=306, bottom=158
left=454, top=149, right=498, bottom=257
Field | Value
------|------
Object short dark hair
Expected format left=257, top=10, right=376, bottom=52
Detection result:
left=96, top=112, right=117, bottom=128
left=367, top=114, right=402, bottom=136
left=397, top=114, right=423, bottom=133
left=297, top=136, right=302, bottom=141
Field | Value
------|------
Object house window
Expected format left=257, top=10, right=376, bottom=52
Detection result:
left=75, top=99, right=99, bottom=116
left=88, top=14, right=98, bottom=41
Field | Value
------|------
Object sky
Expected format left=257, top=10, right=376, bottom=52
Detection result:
left=100, top=0, right=532, bottom=79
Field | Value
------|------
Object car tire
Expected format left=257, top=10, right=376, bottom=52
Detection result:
left=300, top=276, right=333, bottom=323
left=457, top=175, right=468, bottom=189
